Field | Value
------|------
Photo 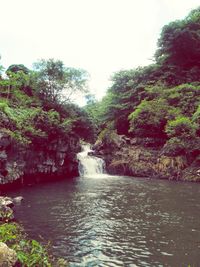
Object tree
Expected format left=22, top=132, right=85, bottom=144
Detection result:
left=164, top=84, right=200, bottom=117
left=33, top=59, right=89, bottom=109
left=98, top=68, right=152, bottom=135
left=155, top=7, right=200, bottom=70
left=0, top=66, right=32, bottom=100
left=128, top=99, right=180, bottom=138
left=6, top=64, right=29, bottom=75
left=85, top=94, right=96, bottom=105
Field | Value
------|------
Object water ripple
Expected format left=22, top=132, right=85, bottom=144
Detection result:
left=10, top=176, right=200, bottom=267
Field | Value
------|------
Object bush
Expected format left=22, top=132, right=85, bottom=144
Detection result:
left=163, top=137, right=186, bottom=156
left=0, top=100, right=8, bottom=111
left=128, top=99, right=180, bottom=138
left=0, top=223, right=52, bottom=266
left=165, top=84, right=200, bottom=117
left=165, top=117, right=197, bottom=139
left=193, top=105, right=200, bottom=136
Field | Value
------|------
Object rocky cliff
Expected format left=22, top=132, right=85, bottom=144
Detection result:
left=0, top=130, right=80, bottom=187
left=94, top=135, right=200, bottom=182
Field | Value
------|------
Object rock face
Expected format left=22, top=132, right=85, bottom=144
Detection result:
left=0, top=130, right=80, bottom=186
left=0, top=242, right=18, bottom=267
left=94, top=136, right=200, bottom=182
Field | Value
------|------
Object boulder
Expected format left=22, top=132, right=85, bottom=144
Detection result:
left=0, top=197, right=14, bottom=208
left=13, top=196, right=24, bottom=204
left=0, top=242, right=18, bottom=267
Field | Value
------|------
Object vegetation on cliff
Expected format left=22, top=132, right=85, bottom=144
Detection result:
left=0, top=59, right=96, bottom=184
left=0, top=8, right=200, bottom=183
left=0, top=59, right=94, bottom=145
left=85, top=7, right=200, bottom=181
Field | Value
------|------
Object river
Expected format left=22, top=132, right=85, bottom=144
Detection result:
left=8, top=175, right=200, bottom=266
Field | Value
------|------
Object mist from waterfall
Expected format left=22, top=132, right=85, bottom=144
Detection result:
left=77, top=144, right=106, bottom=178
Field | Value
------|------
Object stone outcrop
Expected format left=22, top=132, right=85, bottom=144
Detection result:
left=0, top=130, right=80, bottom=186
left=0, top=242, right=18, bottom=267
left=94, top=135, right=200, bottom=182
left=13, top=196, right=24, bottom=204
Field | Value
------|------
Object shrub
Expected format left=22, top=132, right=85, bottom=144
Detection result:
left=163, top=137, right=186, bottom=156
left=165, top=84, right=200, bottom=117
left=0, top=100, right=8, bottom=111
left=0, top=223, right=52, bottom=266
left=128, top=99, right=180, bottom=138
left=193, top=105, right=200, bottom=136
left=165, top=117, right=197, bottom=139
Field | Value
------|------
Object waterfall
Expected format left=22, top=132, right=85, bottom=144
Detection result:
left=77, top=144, right=106, bottom=177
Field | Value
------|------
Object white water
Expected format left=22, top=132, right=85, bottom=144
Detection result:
left=77, top=144, right=106, bottom=178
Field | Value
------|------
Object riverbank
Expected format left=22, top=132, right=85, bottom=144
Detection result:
left=94, top=133, right=200, bottom=182
left=0, top=196, right=68, bottom=266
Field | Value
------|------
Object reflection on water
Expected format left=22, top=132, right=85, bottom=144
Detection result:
left=9, top=176, right=200, bottom=266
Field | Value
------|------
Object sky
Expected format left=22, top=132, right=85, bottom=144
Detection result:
left=0, top=0, right=199, bottom=101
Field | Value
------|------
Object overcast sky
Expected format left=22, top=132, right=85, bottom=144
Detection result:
left=0, top=0, right=199, bottom=100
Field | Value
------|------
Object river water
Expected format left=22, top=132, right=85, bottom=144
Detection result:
left=9, top=175, right=200, bottom=266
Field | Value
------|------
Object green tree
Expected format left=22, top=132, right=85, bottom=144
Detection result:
left=33, top=59, right=88, bottom=108
left=164, top=117, right=199, bottom=157
left=164, top=84, right=200, bottom=117
left=0, top=67, right=33, bottom=100
left=128, top=99, right=180, bottom=138
left=155, top=7, right=200, bottom=70
left=6, top=64, right=29, bottom=75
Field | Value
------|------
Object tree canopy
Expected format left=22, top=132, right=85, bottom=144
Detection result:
left=33, top=59, right=89, bottom=109
left=84, top=7, right=200, bottom=163
left=0, top=58, right=94, bottom=145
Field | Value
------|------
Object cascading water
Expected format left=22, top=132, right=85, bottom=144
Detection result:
left=77, top=144, right=106, bottom=177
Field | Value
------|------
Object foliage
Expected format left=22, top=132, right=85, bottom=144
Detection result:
left=0, top=57, right=95, bottom=146
left=0, top=103, right=45, bottom=144
left=33, top=59, right=89, bottom=108
left=6, top=64, right=29, bottom=75
left=0, top=222, right=52, bottom=266
left=90, top=7, right=200, bottom=170
left=14, top=239, right=51, bottom=266
left=164, top=84, right=200, bottom=116
left=193, top=105, right=200, bottom=136
left=164, top=117, right=199, bottom=157
left=128, top=99, right=180, bottom=138
left=165, top=117, right=197, bottom=139
left=0, top=6, right=199, bottom=174
left=84, top=95, right=106, bottom=134
left=155, top=7, right=200, bottom=69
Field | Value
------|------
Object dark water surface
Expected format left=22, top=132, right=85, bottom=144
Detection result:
left=8, top=176, right=200, bottom=266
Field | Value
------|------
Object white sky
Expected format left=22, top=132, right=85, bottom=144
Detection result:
left=0, top=0, right=199, bottom=101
